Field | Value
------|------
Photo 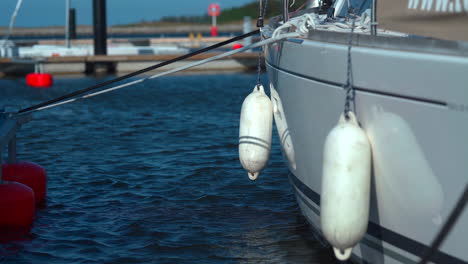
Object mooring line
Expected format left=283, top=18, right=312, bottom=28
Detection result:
left=18, top=9, right=320, bottom=115
left=20, top=32, right=300, bottom=114
left=18, top=30, right=260, bottom=114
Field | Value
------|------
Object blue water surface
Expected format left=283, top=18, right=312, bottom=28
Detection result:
left=0, top=73, right=337, bottom=263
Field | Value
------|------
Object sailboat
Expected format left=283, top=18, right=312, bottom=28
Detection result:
left=262, top=0, right=468, bottom=263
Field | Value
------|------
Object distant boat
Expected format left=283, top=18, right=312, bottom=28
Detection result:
left=263, top=0, right=468, bottom=263
left=17, top=44, right=188, bottom=57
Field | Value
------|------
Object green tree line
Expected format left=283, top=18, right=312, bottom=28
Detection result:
left=159, top=0, right=309, bottom=24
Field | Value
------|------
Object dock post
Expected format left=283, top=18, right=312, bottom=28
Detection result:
left=371, top=0, right=377, bottom=36
left=69, top=8, right=77, bottom=40
left=65, top=0, right=71, bottom=48
left=8, top=135, right=16, bottom=164
left=92, top=0, right=111, bottom=74
left=93, top=0, right=107, bottom=56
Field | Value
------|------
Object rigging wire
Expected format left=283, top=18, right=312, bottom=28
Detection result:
left=18, top=30, right=260, bottom=114
left=18, top=31, right=301, bottom=115
left=420, top=183, right=468, bottom=264
left=2, top=0, right=24, bottom=46
left=291, top=0, right=312, bottom=17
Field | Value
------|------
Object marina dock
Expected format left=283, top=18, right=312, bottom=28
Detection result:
left=0, top=24, right=245, bottom=38
left=0, top=33, right=260, bottom=76
left=0, top=51, right=260, bottom=76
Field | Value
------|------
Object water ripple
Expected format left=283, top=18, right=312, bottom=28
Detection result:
left=0, top=73, right=337, bottom=263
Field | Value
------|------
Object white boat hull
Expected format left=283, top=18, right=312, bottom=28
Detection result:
left=265, top=30, right=468, bottom=264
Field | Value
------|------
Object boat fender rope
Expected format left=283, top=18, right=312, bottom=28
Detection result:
left=343, top=13, right=357, bottom=120
left=272, top=13, right=318, bottom=39
left=256, top=0, right=269, bottom=86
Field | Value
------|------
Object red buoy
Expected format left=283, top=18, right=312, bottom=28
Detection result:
left=232, top=43, right=244, bottom=50
left=0, top=182, right=35, bottom=228
left=26, top=73, right=53, bottom=88
left=2, top=161, right=47, bottom=205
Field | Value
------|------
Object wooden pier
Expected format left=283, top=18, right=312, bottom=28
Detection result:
left=0, top=52, right=260, bottom=76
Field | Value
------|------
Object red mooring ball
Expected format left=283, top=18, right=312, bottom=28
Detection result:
left=2, top=161, right=47, bottom=204
left=26, top=73, right=53, bottom=88
left=0, top=182, right=35, bottom=228
left=232, top=43, right=244, bottom=50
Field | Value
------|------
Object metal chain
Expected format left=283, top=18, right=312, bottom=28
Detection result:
left=256, top=0, right=268, bottom=86
left=343, top=13, right=357, bottom=120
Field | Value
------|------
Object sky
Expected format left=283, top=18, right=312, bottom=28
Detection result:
left=0, top=0, right=255, bottom=27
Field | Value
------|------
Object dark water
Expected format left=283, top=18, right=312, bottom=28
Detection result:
left=0, top=73, right=337, bottom=263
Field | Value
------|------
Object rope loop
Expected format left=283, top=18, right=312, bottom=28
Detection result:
left=272, top=13, right=318, bottom=39
left=343, top=10, right=357, bottom=120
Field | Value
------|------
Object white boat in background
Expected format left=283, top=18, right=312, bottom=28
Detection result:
left=0, top=0, right=189, bottom=59
left=16, top=44, right=188, bottom=58
left=262, top=0, right=468, bottom=263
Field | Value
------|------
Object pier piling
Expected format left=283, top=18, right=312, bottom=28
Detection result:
left=69, top=8, right=77, bottom=40
left=8, top=135, right=16, bottom=164
left=92, top=0, right=112, bottom=74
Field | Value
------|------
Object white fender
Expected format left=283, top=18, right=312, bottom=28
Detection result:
left=270, top=84, right=296, bottom=170
left=239, top=85, right=273, bottom=180
left=320, top=112, right=371, bottom=261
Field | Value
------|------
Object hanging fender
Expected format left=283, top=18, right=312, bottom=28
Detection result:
left=320, top=112, right=372, bottom=261
left=239, top=85, right=273, bottom=180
